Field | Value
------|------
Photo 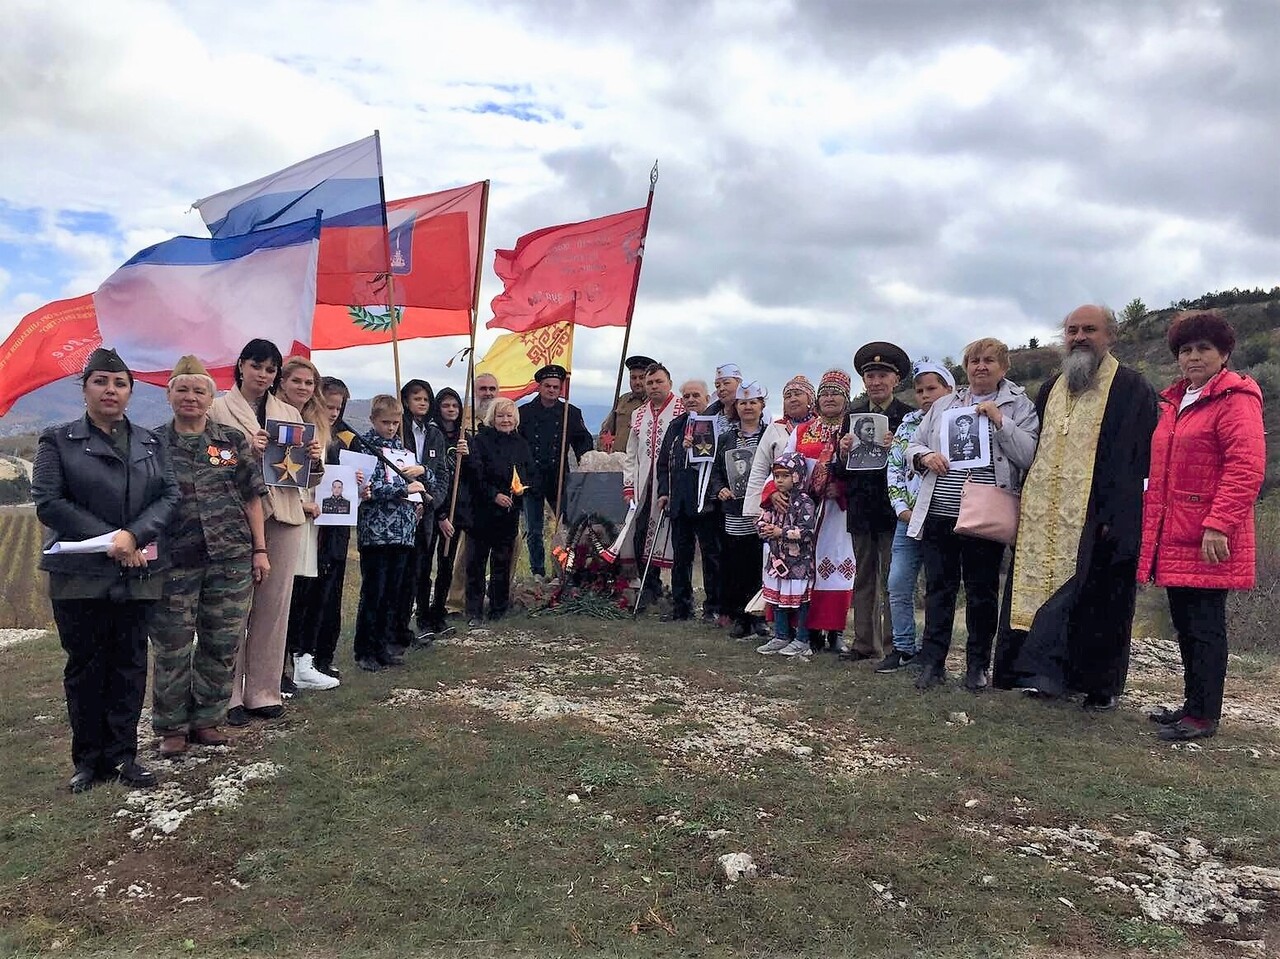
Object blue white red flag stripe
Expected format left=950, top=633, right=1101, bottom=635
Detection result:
left=193, top=135, right=384, bottom=236
left=94, top=218, right=320, bottom=378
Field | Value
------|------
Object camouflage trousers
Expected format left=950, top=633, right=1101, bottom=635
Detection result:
left=150, top=563, right=252, bottom=733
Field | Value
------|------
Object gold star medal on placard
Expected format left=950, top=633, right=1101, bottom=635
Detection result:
left=274, top=448, right=304, bottom=485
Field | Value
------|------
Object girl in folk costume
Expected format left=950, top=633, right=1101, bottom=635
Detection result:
left=759, top=369, right=856, bottom=652
left=755, top=452, right=818, bottom=658
left=603, top=364, right=684, bottom=589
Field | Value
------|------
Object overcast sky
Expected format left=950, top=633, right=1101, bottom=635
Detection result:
left=2, top=0, right=1277, bottom=407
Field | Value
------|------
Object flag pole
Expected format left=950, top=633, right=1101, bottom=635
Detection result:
left=551, top=299, right=578, bottom=539
left=605, top=160, right=659, bottom=447
left=373, top=130, right=403, bottom=394
left=447, top=179, right=491, bottom=536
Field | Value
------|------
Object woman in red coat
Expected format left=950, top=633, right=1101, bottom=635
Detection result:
left=1138, top=312, right=1265, bottom=741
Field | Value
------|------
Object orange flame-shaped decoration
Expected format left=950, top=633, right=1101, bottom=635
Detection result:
left=510, top=467, right=526, bottom=495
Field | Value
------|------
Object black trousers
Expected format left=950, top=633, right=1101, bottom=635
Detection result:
left=1167, top=586, right=1229, bottom=724
left=396, top=517, right=438, bottom=646
left=424, top=530, right=461, bottom=626
left=670, top=511, right=722, bottom=617
left=720, top=531, right=763, bottom=621
left=465, top=526, right=518, bottom=620
left=52, top=598, right=152, bottom=771
left=306, top=556, right=348, bottom=669
left=354, top=545, right=413, bottom=662
left=919, top=516, right=1007, bottom=669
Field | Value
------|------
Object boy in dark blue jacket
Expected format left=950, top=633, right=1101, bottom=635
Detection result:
left=354, top=395, right=426, bottom=671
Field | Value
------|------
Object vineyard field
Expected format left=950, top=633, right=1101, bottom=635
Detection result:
left=0, top=511, right=53, bottom=629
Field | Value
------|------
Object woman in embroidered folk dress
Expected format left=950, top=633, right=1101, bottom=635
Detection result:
left=760, top=369, right=856, bottom=652
left=905, top=338, right=1039, bottom=692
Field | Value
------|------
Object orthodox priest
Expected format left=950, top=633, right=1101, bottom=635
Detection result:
left=993, top=305, right=1158, bottom=709
left=604, top=363, right=683, bottom=597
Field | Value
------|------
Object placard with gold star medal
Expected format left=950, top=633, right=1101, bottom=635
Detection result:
left=263, top=418, right=316, bottom=488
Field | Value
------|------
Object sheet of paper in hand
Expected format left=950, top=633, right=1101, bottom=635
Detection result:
left=724, top=447, right=754, bottom=497
left=264, top=419, right=316, bottom=488
left=686, top=414, right=718, bottom=464
left=383, top=448, right=424, bottom=503
left=315, top=464, right=359, bottom=526
left=941, top=405, right=991, bottom=470
left=844, top=412, right=890, bottom=471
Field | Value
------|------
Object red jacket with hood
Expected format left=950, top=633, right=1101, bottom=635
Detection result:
left=1138, top=368, right=1265, bottom=590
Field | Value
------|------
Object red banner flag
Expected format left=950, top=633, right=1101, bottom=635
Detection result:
left=312, top=183, right=483, bottom=350
left=488, top=207, right=645, bottom=333
left=0, top=294, right=102, bottom=417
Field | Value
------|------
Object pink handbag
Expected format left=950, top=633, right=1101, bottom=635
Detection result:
left=954, top=480, right=1020, bottom=545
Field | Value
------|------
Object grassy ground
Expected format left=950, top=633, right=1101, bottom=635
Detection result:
left=2, top=568, right=1279, bottom=958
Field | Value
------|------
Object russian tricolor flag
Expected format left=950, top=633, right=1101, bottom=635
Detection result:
left=193, top=134, right=388, bottom=306
left=94, top=218, right=320, bottom=382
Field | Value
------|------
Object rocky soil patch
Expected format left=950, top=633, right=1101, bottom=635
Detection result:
left=0, top=628, right=45, bottom=650
left=395, top=630, right=908, bottom=780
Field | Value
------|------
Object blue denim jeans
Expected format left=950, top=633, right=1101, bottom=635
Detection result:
left=887, top=520, right=924, bottom=654
left=773, top=602, right=810, bottom=645
left=522, top=490, right=551, bottom=576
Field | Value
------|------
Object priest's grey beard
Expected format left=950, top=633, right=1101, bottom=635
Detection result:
left=1062, top=346, right=1102, bottom=395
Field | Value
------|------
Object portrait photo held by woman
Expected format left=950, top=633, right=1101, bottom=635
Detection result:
left=1139, top=312, right=1266, bottom=742
left=32, top=348, right=179, bottom=793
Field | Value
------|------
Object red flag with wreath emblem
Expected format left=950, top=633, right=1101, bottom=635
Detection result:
left=311, top=183, right=483, bottom=350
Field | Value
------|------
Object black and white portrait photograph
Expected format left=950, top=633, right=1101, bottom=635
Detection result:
left=844, top=413, right=890, bottom=471
left=315, top=464, right=359, bottom=527
left=941, top=406, right=991, bottom=470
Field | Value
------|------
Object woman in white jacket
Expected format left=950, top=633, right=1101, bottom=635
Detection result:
left=905, top=338, right=1039, bottom=692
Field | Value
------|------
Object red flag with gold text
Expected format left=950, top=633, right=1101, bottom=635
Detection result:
left=0, top=295, right=102, bottom=417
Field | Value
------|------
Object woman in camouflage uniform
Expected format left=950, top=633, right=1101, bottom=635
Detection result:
left=150, top=356, right=269, bottom=757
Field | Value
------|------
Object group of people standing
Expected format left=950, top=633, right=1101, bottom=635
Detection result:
left=603, top=307, right=1265, bottom=749
left=31, top=304, right=1265, bottom=794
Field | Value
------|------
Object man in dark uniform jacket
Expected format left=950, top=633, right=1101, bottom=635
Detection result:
left=518, top=364, right=594, bottom=578
left=321, top=479, right=352, bottom=515
left=835, top=341, right=915, bottom=661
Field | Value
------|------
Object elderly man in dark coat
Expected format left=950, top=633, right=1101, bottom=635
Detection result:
left=834, top=341, right=914, bottom=659
left=993, top=305, right=1158, bottom=709
left=518, top=364, right=593, bottom=579
left=656, top=379, right=721, bottom=621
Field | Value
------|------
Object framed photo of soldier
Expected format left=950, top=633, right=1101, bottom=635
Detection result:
left=844, top=413, right=890, bottom=471
left=315, top=464, right=359, bottom=527
left=724, top=447, right=754, bottom=497
left=263, top=419, right=316, bottom=488
left=940, top=406, right=991, bottom=469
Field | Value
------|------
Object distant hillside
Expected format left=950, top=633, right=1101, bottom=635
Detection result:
left=1004, top=297, right=1280, bottom=492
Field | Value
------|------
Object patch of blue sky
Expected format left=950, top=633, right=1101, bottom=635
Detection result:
left=466, top=101, right=560, bottom=123
left=57, top=210, right=117, bottom=234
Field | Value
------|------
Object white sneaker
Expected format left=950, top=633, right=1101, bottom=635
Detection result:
left=778, top=639, right=813, bottom=657
left=756, top=637, right=790, bottom=655
left=293, top=654, right=340, bottom=690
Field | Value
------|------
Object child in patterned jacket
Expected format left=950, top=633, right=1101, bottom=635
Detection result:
left=755, top=452, right=818, bottom=658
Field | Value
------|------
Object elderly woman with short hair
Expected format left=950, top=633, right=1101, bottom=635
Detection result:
left=150, top=356, right=269, bottom=757
left=462, top=398, right=535, bottom=625
left=906, top=338, right=1040, bottom=691
left=1140, top=312, right=1265, bottom=742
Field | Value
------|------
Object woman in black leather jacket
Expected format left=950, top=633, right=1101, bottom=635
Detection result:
left=32, top=348, right=179, bottom=793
